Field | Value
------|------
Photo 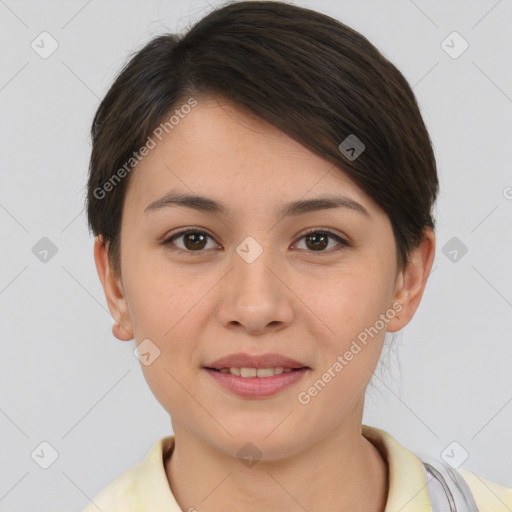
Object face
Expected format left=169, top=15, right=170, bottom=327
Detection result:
left=95, top=95, right=434, bottom=459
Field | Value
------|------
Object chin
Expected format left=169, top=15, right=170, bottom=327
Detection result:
left=211, top=425, right=308, bottom=463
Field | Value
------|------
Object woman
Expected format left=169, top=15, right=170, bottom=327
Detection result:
left=84, top=1, right=511, bottom=510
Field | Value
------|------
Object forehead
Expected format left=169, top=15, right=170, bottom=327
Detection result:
left=125, top=95, right=380, bottom=218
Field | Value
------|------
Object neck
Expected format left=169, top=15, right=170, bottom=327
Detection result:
left=165, top=416, right=388, bottom=512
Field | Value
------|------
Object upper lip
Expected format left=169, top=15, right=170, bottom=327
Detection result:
left=205, top=353, right=309, bottom=370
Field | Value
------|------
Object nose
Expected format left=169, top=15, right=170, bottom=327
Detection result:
left=216, top=243, right=295, bottom=334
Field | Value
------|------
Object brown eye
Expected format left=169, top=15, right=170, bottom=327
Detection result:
left=295, top=230, right=348, bottom=253
left=163, top=230, right=218, bottom=253
left=305, top=232, right=329, bottom=251
left=182, top=232, right=208, bottom=250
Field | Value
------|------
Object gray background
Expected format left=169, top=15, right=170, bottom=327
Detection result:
left=1, top=0, right=511, bottom=510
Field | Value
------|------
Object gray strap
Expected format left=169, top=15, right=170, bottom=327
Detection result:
left=425, top=462, right=457, bottom=512
left=420, top=457, right=480, bottom=512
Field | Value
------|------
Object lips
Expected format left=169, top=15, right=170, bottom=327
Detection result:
left=204, top=366, right=309, bottom=398
left=204, top=352, right=309, bottom=370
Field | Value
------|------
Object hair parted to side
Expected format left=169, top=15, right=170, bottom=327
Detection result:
left=86, top=0, right=438, bottom=278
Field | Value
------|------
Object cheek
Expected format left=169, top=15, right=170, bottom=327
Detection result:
left=296, top=266, right=392, bottom=406
left=299, top=264, right=393, bottom=344
left=129, top=277, right=205, bottom=418
left=138, top=356, right=201, bottom=428
left=296, top=275, right=390, bottom=420
left=123, top=248, right=209, bottom=338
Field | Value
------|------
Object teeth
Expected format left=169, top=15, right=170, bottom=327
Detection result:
left=218, top=367, right=296, bottom=377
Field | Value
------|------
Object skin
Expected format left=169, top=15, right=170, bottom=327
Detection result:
left=94, top=95, right=436, bottom=512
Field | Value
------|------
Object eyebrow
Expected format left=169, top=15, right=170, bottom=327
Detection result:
left=144, top=190, right=372, bottom=219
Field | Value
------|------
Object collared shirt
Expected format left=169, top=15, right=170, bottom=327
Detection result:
left=82, top=424, right=512, bottom=511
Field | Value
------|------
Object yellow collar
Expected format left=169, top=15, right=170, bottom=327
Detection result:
left=84, top=425, right=512, bottom=511
left=362, top=424, right=432, bottom=512
left=131, top=424, right=433, bottom=511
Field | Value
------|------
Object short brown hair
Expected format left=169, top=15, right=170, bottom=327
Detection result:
left=86, top=0, right=438, bottom=277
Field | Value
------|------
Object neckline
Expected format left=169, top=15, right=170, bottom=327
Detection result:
left=154, top=426, right=432, bottom=512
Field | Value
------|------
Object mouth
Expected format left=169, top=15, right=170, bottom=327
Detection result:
left=204, top=352, right=309, bottom=374
left=203, top=366, right=310, bottom=398
left=204, top=366, right=309, bottom=378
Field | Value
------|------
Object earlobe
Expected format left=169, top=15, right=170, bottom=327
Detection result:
left=93, top=235, right=134, bottom=341
left=386, top=228, right=436, bottom=333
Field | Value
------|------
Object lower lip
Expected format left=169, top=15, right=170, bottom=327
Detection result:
left=204, top=368, right=309, bottom=398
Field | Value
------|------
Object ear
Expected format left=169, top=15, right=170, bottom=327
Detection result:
left=386, top=227, right=436, bottom=333
left=93, top=235, right=134, bottom=341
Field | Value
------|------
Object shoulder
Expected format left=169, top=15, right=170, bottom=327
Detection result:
left=81, top=435, right=176, bottom=512
left=81, top=465, right=143, bottom=512
left=457, top=467, right=512, bottom=512
left=361, top=425, right=512, bottom=512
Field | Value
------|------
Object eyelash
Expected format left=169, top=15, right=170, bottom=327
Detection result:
left=161, top=228, right=350, bottom=257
